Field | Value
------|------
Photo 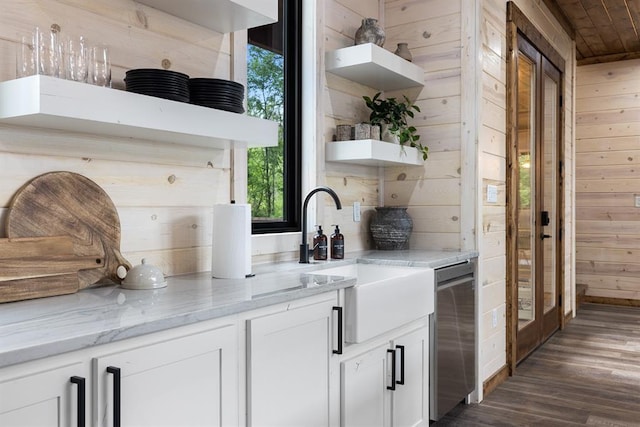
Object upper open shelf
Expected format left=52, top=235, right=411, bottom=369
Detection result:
left=325, top=43, right=424, bottom=91
left=0, top=76, right=278, bottom=150
left=137, top=0, right=278, bottom=33
left=326, top=139, right=423, bottom=167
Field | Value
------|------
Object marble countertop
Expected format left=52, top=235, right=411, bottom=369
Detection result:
left=0, top=249, right=476, bottom=368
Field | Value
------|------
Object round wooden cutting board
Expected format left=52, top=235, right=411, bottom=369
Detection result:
left=6, top=171, right=131, bottom=288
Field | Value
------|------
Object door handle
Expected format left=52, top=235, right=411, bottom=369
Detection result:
left=396, top=345, right=405, bottom=385
left=332, top=306, right=343, bottom=354
left=106, top=366, right=121, bottom=427
left=540, top=233, right=552, bottom=240
left=387, top=348, right=396, bottom=390
left=70, top=376, right=86, bottom=427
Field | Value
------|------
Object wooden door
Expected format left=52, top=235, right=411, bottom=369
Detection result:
left=247, top=297, right=336, bottom=427
left=93, top=325, right=237, bottom=427
left=509, top=31, right=563, bottom=363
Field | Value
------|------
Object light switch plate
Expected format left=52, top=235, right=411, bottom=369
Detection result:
left=487, top=185, right=498, bottom=203
left=353, top=202, right=361, bottom=222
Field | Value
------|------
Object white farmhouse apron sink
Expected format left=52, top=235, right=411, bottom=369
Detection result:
left=306, top=263, right=434, bottom=343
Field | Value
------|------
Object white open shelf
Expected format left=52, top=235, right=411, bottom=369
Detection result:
left=325, top=43, right=424, bottom=91
left=138, top=0, right=277, bottom=33
left=0, top=75, right=278, bottom=149
left=325, top=139, right=423, bottom=167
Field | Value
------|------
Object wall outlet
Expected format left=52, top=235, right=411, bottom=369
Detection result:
left=353, top=202, right=361, bottom=222
left=487, top=185, right=498, bottom=203
left=492, top=308, right=498, bottom=328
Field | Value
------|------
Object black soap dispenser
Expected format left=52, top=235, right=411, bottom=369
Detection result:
left=313, top=225, right=328, bottom=260
left=330, top=224, right=344, bottom=259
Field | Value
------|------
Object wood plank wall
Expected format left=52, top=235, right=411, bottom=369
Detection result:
left=575, top=58, right=640, bottom=302
left=322, top=0, right=383, bottom=255
left=0, top=0, right=232, bottom=276
left=383, top=0, right=464, bottom=251
left=480, top=0, right=508, bottom=382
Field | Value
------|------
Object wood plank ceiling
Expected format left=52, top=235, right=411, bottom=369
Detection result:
left=542, top=0, right=640, bottom=65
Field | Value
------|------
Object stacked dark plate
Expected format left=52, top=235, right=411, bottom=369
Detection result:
left=189, top=78, right=245, bottom=114
left=125, top=69, right=190, bottom=103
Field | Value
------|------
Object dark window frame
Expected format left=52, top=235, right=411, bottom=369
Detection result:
left=249, top=0, right=302, bottom=234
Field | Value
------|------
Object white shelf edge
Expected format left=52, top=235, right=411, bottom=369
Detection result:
left=0, top=76, right=278, bottom=150
left=325, top=43, right=424, bottom=91
left=325, top=139, right=423, bottom=167
left=137, top=0, right=278, bottom=33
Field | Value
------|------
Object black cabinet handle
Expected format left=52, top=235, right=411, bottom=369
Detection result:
left=387, top=348, right=396, bottom=390
left=332, top=306, right=343, bottom=354
left=541, top=233, right=552, bottom=240
left=70, top=376, right=85, bottom=427
left=106, top=366, right=121, bottom=427
left=396, top=345, right=405, bottom=385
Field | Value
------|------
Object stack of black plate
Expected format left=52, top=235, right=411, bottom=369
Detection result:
left=125, top=69, right=190, bottom=103
left=189, top=78, right=245, bottom=113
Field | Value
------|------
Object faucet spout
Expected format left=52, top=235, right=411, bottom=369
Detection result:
left=300, top=186, right=342, bottom=263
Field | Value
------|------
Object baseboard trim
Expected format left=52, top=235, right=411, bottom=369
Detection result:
left=483, top=364, right=509, bottom=397
left=583, top=296, right=640, bottom=307
left=564, top=310, right=573, bottom=325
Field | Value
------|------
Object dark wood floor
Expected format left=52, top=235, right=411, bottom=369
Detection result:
left=435, top=303, right=640, bottom=426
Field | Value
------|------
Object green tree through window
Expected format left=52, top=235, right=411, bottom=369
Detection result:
left=247, top=45, right=284, bottom=220
left=247, top=0, right=301, bottom=233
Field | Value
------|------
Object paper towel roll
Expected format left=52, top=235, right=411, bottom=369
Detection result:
left=211, top=203, right=251, bottom=279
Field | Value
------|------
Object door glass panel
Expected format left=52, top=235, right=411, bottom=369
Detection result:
left=542, top=73, right=557, bottom=314
left=517, top=53, right=535, bottom=329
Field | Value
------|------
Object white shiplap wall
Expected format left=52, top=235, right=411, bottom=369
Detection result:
left=0, top=0, right=232, bottom=276
left=575, top=58, right=640, bottom=301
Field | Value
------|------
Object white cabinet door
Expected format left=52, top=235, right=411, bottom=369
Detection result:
left=340, top=343, right=389, bottom=427
left=339, top=322, right=430, bottom=427
left=93, top=324, right=237, bottom=427
left=391, top=326, right=429, bottom=427
left=247, top=296, right=337, bottom=427
left=0, top=360, right=87, bottom=427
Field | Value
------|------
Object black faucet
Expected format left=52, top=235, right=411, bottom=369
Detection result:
left=299, top=186, right=342, bottom=263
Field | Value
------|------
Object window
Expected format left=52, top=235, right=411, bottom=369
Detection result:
left=247, top=0, right=301, bottom=234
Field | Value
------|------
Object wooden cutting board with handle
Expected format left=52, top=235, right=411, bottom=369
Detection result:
left=0, top=235, right=104, bottom=303
left=6, top=171, right=131, bottom=288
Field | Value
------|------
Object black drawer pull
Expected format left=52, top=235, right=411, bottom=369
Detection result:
left=107, top=366, right=121, bottom=427
left=396, top=345, right=405, bottom=385
left=332, top=306, right=343, bottom=354
left=387, top=348, right=396, bottom=390
left=70, top=376, right=85, bottom=427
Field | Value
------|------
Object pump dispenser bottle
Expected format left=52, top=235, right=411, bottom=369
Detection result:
left=330, top=224, right=344, bottom=259
left=313, top=225, right=328, bottom=260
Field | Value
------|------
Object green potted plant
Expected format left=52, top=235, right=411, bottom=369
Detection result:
left=363, top=92, right=429, bottom=160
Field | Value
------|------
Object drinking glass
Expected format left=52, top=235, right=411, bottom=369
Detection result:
left=64, top=36, right=88, bottom=82
left=16, top=33, right=36, bottom=78
left=89, top=44, right=111, bottom=87
left=35, top=27, right=62, bottom=77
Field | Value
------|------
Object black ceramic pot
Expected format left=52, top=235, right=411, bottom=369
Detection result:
left=370, top=206, right=412, bottom=250
left=354, top=18, right=385, bottom=47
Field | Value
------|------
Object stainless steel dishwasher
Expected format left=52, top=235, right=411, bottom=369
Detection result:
left=430, top=260, right=476, bottom=421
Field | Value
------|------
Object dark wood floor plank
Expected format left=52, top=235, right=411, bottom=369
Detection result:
left=435, top=304, right=640, bottom=426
